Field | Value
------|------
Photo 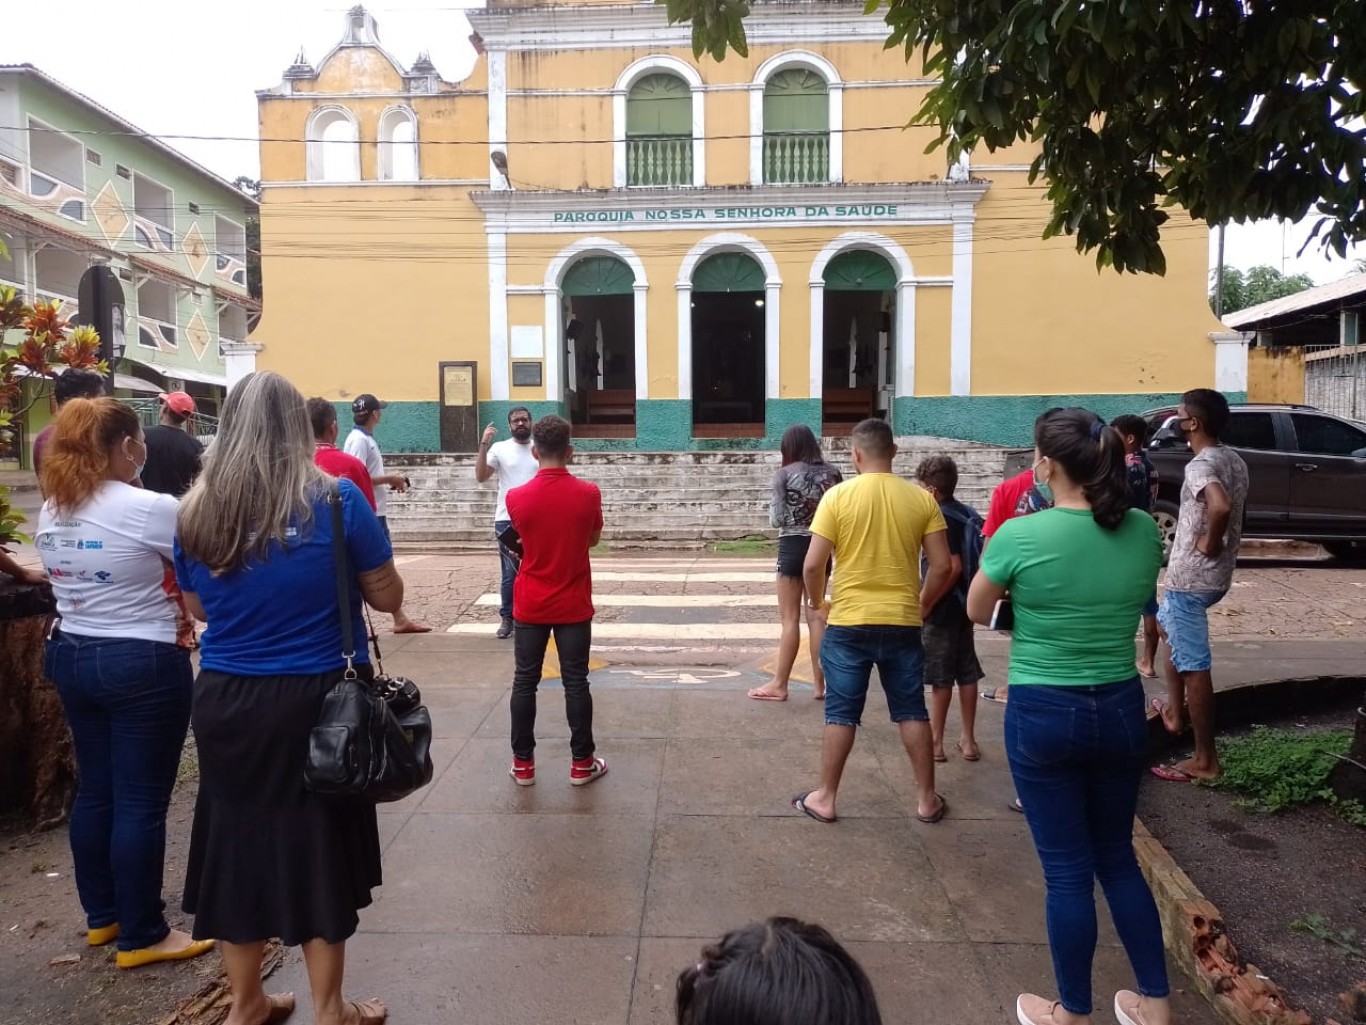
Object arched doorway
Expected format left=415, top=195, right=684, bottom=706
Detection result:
left=821, top=249, right=896, bottom=428
left=691, top=252, right=766, bottom=432
left=561, top=255, right=636, bottom=433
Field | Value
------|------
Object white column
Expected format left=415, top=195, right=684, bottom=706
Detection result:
left=633, top=282, right=650, bottom=400
left=612, top=89, right=627, bottom=189
left=692, top=86, right=707, bottom=187
left=543, top=287, right=560, bottom=402
left=1210, top=331, right=1252, bottom=393
left=748, top=85, right=764, bottom=185
left=488, top=50, right=508, bottom=190
left=828, top=84, right=844, bottom=183
left=950, top=214, right=974, bottom=396
left=895, top=281, right=916, bottom=397
left=220, top=341, right=261, bottom=391
left=677, top=283, right=693, bottom=400
left=764, top=282, right=781, bottom=399
left=808, top=281, right=825, bottom=398
left=489, top=231, right=509, bottom=400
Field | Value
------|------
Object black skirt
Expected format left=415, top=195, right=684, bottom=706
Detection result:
left=182, top=669, right=382, bottom=946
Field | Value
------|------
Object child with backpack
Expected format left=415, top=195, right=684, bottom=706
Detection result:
left=915, top=456, right=986, bottom=763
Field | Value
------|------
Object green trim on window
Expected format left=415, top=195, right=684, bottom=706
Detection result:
left=823, top=250, right=897, bottom=291
left=562, top=256, right=636, bottom=297
left=763, top=69, right=828, bottom=132
left=692, top=252, right=765, bottom=293
left=626, top=74, right=692, bottom=137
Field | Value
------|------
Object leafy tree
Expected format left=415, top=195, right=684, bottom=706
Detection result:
left=1210, top=264, right=1315, bottom=315
left=233, top=176, right=263, bottom=302
left=663, top=0, right=1366, bottom=275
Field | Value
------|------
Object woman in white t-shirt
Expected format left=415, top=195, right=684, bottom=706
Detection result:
left=36, top=398, right=213, bottom=970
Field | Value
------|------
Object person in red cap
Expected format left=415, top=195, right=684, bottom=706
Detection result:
left=141, top=392, right=204, bottom=497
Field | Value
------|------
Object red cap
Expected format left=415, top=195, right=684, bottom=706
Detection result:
left=159, top=391, right=196, bottom=417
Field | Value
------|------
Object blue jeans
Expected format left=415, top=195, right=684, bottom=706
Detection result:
left=1005, top=678, right=1169, bottom=1015
left=1158, top=589, right=1227, bottom=673
left=494, top=519, right=519, bottom=619
left=44, top=631, right=193, bottom=951
left=819, top=624, right=928, bottom=726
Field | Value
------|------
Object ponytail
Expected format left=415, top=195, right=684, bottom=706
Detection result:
left=40, top=398, right=141, bottom=516
left=1034, top=408, right=1131, bottom=531
left=1082, top=424, right=1130, bottom=530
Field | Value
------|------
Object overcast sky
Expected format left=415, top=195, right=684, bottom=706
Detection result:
left=3, top=0, right=1359, bottom=285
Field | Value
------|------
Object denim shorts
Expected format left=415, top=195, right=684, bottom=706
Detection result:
left=1157, top=589, right=1227, bottom=673
left=819, top=624, right=928, bottom=726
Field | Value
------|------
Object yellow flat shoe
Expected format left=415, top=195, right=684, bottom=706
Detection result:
left=87, top=924, right=120, bottom=947
left=116, top=938, right=216, bottom=969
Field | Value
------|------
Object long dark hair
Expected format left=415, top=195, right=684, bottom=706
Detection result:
left=1035, top=407, right=1129, bottom=530
left=779, top=424, right=824, bottom=467
left=676, top=917, right=882, bottom=1025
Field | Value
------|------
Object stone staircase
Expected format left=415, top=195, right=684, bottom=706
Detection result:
left=385, top=437, right=1023, bottom=546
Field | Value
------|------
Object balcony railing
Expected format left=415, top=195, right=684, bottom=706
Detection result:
left=134, top=214, right=176, bottom=253
left=763, top=132, right=830, bottom=185
left=627, top=135, right=693, bottom=187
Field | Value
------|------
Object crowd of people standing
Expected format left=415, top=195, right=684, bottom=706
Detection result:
left=9, top=370, right=1253, bottom=1025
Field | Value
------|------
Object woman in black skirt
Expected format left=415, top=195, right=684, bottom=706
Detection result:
left=174, top=372, right=404, bottom=1025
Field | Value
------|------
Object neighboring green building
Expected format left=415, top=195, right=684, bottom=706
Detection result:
left=0, top=64, right=257, bottom=469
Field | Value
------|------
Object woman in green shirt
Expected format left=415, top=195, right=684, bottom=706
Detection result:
left=967, top=408, right=1169, bottom=1025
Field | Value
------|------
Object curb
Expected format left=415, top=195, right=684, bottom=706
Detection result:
left=1133, top=817, right=1311, bottom=1025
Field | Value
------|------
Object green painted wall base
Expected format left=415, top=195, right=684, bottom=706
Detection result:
left=366, top=392, right=1248, bottom=452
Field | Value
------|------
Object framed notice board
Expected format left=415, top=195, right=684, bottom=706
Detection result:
left=438, top=361, right=478, bottom=452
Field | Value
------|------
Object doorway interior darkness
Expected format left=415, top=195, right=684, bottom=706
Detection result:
left=561, top=256, right=636, bottom=432
left=691, top=252, right=766, bottom=430
left=821, top=249, right=896, bottom=426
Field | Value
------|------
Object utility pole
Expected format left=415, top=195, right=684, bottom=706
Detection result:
left=1214, top=224, right=1226, bottom=318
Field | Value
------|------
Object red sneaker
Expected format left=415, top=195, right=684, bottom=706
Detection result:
left=509, top=757, right=535, bottom=786
left=569, top=756, right=608, bottom=787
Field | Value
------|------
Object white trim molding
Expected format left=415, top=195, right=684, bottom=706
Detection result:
left=489, top=231, right=509, bottom=399
left=809, top=232, right=917, bottom=399
left=750, top=50, right=844, bottom=186
left=487, top=50, right=509, bottom=190
left=613, top=56, right=706, bottom=189
left=950, top=212, right=975, bottom=396
left=220, top=341, right=262, bottom=390
left=675, top=233, right=781, bottom=401
left=304, top=105, right=361, bottom=183
left=542, top=237, right=651, bottom=402
left=376, top=104, right=419, bottom=182
left=1210, top=330, right=1253, bottom=393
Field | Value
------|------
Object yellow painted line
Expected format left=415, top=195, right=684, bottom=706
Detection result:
left=757, top=634, right=817, bottom=684
left=473, top=593, right=777, bottom=607
left=542, top=635, right=610, bottom=679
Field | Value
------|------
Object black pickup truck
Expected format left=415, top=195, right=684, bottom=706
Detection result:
left=1141, top=403, right=1366, bottom=563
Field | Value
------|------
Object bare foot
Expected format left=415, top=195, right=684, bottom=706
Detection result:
left=956, top=739, right=981, bottom=761
left=1174, top=755, right=1221, bottom=781
left=747, top=685, right=788, bottom=702
left=795, top=788, right=836, bottom=822
left=1136, top=660, right=1156, bottom=679
left=145, top=928, right=201, bottom=955
left=320, top=1000, right=387, bottom=1025
left=932, top=745, right=948, bottom=763
left=1150, top=697, right=1182, bottom=735
left=393, top=619, right=431, bottom=634
left=226, top=993, right=296, bottom=1025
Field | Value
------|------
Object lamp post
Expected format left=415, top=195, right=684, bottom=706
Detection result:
left=75, top=266, right=127, bottom=394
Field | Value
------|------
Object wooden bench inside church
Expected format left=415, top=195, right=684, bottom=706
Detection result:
left=586, top=389, right=636, bottom=424
left=822, top=387, right=875, bottom=427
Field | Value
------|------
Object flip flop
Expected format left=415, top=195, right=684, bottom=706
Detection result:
left=791, top=792, right=835, bottom=824
left=259, top=994, right=297, bottom=1025
left=1009, top=797, right=1024, bottom=813
left=1137, top=666, right=1158, bottom=679
left=348, top=1000, right=388, bottom=1025
left=917, top=794, right=948, bottom=823
left=747, top=688, right=788, bottom=702
left=1149, top=763, right=1195, bottom=782
left=933, top=751, right=949, bottom=763
left=393, top=623, right=432, bottom=634
left=981, top=688, right=1006, bottom=704
left=956, top=741, right=981, bottom=762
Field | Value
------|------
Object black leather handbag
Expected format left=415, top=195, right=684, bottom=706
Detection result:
left=304, top=485, right=435, bottom=803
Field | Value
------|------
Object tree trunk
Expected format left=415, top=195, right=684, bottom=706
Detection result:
left=0, top=579, right=75, bottom=828
left=1328, top=701, right=1366, bottom=806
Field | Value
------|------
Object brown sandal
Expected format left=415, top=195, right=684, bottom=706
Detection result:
left=349, top=999, right=388, bottom=1025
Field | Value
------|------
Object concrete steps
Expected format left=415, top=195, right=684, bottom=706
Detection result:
left=385, top=437, right=1019, bottom=544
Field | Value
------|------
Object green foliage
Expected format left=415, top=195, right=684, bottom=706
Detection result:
left=1290, top=913, right=1364, bottom=960
left=1208, top=726, right=1361, bottom=825
left=233, top=177, right=263, bottom=302
left=1211, top=264, right=1316, bottom=315
left=0, top=489, right=30, bottom=547
left=662, top=0, right=1366, bottom=275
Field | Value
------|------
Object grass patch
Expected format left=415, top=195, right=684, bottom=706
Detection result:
left=711, top=536, right=777, bottom=555
left=1208, top=726, right=1366, bottom=826
left=1291, top=913, right=1364, bottom=960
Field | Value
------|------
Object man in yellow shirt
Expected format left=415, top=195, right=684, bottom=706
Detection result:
left=794, top=419, right=953, bottom=825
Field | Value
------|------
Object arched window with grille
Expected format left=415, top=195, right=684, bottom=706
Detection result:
left=763, top=68, right=829, bottom=184
left=626, top=74, right=693, bottom=187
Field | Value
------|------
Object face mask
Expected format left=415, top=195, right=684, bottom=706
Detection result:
left=1032, top=457, right=1053, bottom=506
left=125, top=437, right=146, bottom=479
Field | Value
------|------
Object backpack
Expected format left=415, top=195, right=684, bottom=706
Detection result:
left=941, top=499, right=985, bottom=604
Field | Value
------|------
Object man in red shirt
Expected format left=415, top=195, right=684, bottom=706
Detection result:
left=308, top=397, right=377, bottom=510
left=504, top=415, right=606, bottom=788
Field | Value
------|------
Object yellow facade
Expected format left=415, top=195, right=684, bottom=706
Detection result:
left=251, top=1, right=1238, bottom=451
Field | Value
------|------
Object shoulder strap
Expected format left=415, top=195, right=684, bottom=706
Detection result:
left=329, top=482, right=357, bottom=679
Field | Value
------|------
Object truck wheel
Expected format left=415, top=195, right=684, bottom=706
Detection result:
left=1152, top=501, right=1179, bottom=563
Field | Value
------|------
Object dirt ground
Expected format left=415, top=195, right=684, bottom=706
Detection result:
left=0, top=744, right=215, bottom=1025
left=1137, top=702, right=1366, bottom=1024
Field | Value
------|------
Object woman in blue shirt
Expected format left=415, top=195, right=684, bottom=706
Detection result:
left=175, top=372, right=404, bottom=1025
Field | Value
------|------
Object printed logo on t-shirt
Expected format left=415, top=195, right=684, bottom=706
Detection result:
left=37, top=534, right=57, bottom=551
left=76, top=539, right=103, bottom=550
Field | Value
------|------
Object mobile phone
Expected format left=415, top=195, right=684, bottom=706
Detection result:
left=989, top=598, right=1014, bottom=632
left=496, top=523, right=524, bottom=560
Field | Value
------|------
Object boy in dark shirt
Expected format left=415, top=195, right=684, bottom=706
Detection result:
left=1112, top=414, right=1160, bottom=677
left=141, top=392, right=203, bottom=497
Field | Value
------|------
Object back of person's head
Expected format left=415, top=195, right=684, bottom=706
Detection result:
left=178, top=371, right=325, bottom=573
left=850, top=418, right=894, bottom=463
left=41, top=398, right=142, bottom=517
left=1181, top=388, right=1230, bottom=439
left=676, top=918, right=882, bottom=1025
left=1110, top=414, right=1149, bottom=446
left=1034, top=407, right=1129, bottom=530
left=54, top=369, right=106, bottom=407
left=531, top=414, right=572, bottom=460
left=915, top=455, right=958, bottom=498
left=779, top=424, right=824, bottom=467
left=307, top=397, right=338, bottom=440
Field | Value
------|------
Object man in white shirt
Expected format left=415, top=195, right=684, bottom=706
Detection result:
left=345, top=394, right=429, bottom=634
left=475, top=406, right=538, bottom=638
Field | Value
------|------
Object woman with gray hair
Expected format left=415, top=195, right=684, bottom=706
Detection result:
left=175, top=372, right=404, bottom=1025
